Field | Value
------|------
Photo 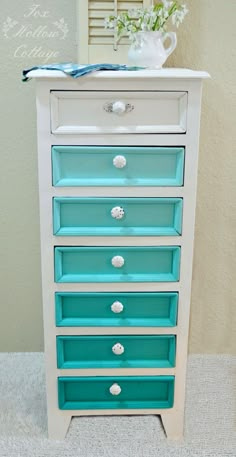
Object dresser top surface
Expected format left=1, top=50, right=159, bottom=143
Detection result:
left=26, top=68, right=210, bottom=80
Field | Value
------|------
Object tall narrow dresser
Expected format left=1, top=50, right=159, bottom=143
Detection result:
left=29, top=68, right=209, bottom=439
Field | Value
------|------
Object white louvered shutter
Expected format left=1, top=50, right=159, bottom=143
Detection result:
left=77, top=0, right=153, bottom=64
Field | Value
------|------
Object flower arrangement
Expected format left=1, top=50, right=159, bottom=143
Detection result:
left=105, top=1, right=188, bottom=41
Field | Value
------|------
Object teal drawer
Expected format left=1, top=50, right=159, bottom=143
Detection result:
left=53, top=197, right=183, bottom=236
left=57, top=335, right=176, bottom=369
left=54, top=246, right=181, bottom=283
left=55, top=292, right=178, bottom=327
left=58, top=376, right=175, bottom=410
left=52, top=146, right=184, bottom=187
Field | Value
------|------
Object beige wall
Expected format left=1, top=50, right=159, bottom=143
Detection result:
left=0, top=0, right=235, bottom=353
left=0, top=0, right=77, bottom=351
left=168, top=0, right=236, bottom=354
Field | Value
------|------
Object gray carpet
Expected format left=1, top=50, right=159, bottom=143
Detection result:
left=0, top=353, right=235, bottom=456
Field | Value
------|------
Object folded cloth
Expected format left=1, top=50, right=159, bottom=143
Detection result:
left=22, top=62, right=143, bottom=81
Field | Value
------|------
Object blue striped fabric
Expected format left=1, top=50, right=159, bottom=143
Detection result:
left=22, top=62, right=143, bottom=81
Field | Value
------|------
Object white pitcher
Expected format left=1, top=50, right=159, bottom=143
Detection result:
left=128, top=31, right=177, bottom=69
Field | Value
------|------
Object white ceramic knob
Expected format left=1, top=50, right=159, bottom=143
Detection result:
left=111, top=301, right=124, bottom=314
left=113, top=155, right=127, bottom=169
left=111, top=255, right=125, bottom=268
left=111, top=206, right=125, bottom=220
left=109, top=383, right=122, bottom=396
left=112, top=343, right=125, bottom=355
left=112, top=100, right=126, bottom=115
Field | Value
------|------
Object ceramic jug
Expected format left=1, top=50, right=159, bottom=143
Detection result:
left=128, top=31, right=177, bottom=69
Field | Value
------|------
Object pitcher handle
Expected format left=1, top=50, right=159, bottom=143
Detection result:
left=162, top=32, right=177, bottom=57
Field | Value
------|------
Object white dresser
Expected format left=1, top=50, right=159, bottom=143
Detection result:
left=30, top=68, right=209, bottom=439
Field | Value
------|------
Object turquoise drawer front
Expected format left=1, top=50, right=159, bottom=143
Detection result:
left=52, top=146, right=184, bottom=187
left=54, top=246, right=181, bottom=283
left=58, top=376, right=175, bottom=410
left=53, top=197, right=183, bottom=236
left=55, top=292, right=178, bottom=327
left=57, top=335, right=176, bottom=369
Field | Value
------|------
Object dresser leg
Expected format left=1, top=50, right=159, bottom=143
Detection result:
left=161, top=412, right=184, bottom=440
left=47, top=413, right=72, bottom=440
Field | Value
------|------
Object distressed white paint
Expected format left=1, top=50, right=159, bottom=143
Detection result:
left=55, top=282, right=181, bottom=292
left=58, top=367, right=176, bottom=377
left=28, top=68, right=209, bottom=79
left=55, top=327, right=178, bottom=336
left=34, top=70, right=209, bottom=440
left=50, top=90, right=187, bottom=134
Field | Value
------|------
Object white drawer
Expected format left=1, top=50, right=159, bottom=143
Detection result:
left=50, top=90, right=187, bottom=135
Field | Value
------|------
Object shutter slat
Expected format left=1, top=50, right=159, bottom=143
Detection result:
left=89, top=37, right=116, bottom=44
left=90, top=28, right=114, bottom=36
left=117, top=2, right=143, bottom=9
left=89, top=36, right=130, bottom=44
left=89, top=18, right=108, bottom=26
left=89, top=10, right=112, bottom=18
left=89, top=2, right=115, bottom=10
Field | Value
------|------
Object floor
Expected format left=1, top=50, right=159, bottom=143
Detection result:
left=0, top=353, right=235, bottom=456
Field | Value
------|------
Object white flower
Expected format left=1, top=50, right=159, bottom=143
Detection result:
left=172, top=12, right=180, bottom=27
left=140, top=18, right=147, bottom=30
left=133, top=8, right=144, bottom=18
left=148, top=9, right=157, bottom=19
left=182, top=5, right=189, bottom=16
left=160, top=9, right=169, bottom=20
left=172, top=5, right=188, bottom=27
left=163, top=0, right=174, bottom=8
left=104, top=17, right=116, bottom=29
left=127, top=23, right=137, bottom=33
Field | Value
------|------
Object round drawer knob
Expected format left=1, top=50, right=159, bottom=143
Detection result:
left=111, top=255, right=125, bottom=268
left=113, top=155, right=127, bottom=169
left=104, top=101, right=134, bottom=115
left=111, top=206, right=125, bottom=220
left=112, top=343, right=125, bottom=355
left=109, top=383, right=122, bottom=396
left=111, top=301, right=124, bottom=314
left=112, top=101, right=126, bottom=115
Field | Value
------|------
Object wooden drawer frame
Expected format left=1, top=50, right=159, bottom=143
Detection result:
left=50, top=90, right=187, bottom=135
